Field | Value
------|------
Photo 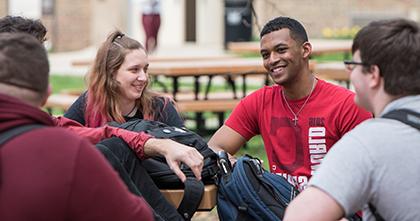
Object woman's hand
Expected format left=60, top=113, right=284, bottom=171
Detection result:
left=144, top=138, right=204, bottom=182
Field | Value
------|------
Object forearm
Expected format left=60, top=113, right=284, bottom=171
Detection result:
left=54, top=116, right=152, bottom=159
left=284, top=187, right=344, bottom=221
left=143, top=138, right=171, bottom=157
left=207, top=125, right=246, bottom=156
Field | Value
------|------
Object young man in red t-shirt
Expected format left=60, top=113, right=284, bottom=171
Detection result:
left=208, top=16, right=371, bottom=190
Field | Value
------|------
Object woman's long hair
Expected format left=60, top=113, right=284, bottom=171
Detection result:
left=85, top=30, right=167, bottom=127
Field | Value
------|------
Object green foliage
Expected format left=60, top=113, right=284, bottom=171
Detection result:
left=322, top=26, right=361, bottom=39
left=312, top=52, right=350, bottom=62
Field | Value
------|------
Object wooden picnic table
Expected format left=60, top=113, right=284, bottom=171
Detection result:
left=227, top=39, right=352, bottom=56
left=314, top=62, right=350, bottom=88
left=148, top=58, right=269, bottom=101
left=71, top=54, right=238, bottom=67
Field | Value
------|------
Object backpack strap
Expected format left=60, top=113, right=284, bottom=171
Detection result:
left=177, top=177, right=204, bottom=221
left=382, top=109, right=420, bottom=131
left=368, top=203, right=385, bottom=221
left=0, top=124, right=44, bottom=146
left=367, top=109, right=420, bottom=221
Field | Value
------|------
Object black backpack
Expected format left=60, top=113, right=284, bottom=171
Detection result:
left=109, top=119, right=219, bottom=220
left=0, top=125, right=44, bottom=146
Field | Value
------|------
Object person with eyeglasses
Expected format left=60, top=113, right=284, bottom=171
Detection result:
left=285, top=18, right=420, bottom=221
left=344, top=60, right=370, bottom=72
left=208, top=16, right=371, bottom=191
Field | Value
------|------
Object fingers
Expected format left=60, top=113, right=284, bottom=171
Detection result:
left=164, top=140, right=205, bottom=182
left=167, top=160, right=186, bottom=182
left=229, top=155, right=238, bottom=166
left=182, top=148, right=204, bottom=181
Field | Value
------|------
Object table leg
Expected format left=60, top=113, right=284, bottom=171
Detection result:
left=242, top=74, right=247, bottom=98
left=194, top=76, right=200, bottom=100
left=204, top=75, right=214, bottom=100
left=195, top=112, right=205, bottom=136
left=172, top=76, right=179, bottom=101
left=152, top=75, right=168, bottom=93
left=264, top=73, right=270, bottom=85
left=216, top=112, right=225, bottom=128
left=226, top=75, right=237, bottom=99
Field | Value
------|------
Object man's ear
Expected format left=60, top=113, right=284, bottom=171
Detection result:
left=302, top=41, right=312, bottom=59
left=40, top=84, right=52, bottom=107
left=368, top=65, right=382, bottom=88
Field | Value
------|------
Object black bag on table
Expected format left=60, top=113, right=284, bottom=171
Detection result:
left=109, top=119, right=219, bottom=220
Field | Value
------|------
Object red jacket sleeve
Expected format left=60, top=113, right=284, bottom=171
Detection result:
left=53, top=116, right=152, bottom=159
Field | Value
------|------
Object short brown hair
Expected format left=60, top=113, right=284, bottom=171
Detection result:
left=0, top=16, right=47, bottom=43
left=352, top=18, right=420, bottom=96
left=0, top=32, right=49, bottom=93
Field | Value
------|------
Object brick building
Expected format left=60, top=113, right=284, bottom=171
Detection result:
left=0, top=0, right=6, bottom=16
left=42, top=0, right=91, bottom=52
left=1, top=0, right=420, bottom=52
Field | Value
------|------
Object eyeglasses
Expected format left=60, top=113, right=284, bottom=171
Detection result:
left=343, top=60, right=370, bottom=71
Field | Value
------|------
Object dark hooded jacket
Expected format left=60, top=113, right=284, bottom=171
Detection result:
left=0, top=93, right=153, bottom=221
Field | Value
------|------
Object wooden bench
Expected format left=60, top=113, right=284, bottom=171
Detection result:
left=44, top=93, right=79, bottom=114
left=44, top=93, right=239, bottom=113
left=160, top=184, right=217, bottom=211
left=177, top=99, right=239, bottom=113
left=71, top=54, right=238, bottom=67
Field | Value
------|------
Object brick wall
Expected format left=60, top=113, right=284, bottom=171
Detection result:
left=91, top=0, right=128, bottom=47
left=0, top=0, right=7, bottom=17
left=42, top=0, right=91, bottom=52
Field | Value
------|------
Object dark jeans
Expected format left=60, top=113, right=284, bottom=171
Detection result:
left=96, top=137, right=183, bottom=221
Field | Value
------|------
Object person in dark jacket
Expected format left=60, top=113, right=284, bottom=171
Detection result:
left=0, top=15, right=203, bottom=221
left=0, top=32, right=154, bottom=220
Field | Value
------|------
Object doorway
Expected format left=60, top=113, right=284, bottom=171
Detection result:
left=185, top=0, right=196, bottom=42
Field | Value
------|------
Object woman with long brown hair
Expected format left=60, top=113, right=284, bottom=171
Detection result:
left=65, top=30, right=187, bottom=221
left=65, top=30, right=183, bottom=128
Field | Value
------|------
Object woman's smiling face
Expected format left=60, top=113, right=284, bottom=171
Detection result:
left=115, top=49, right=149, bottom=102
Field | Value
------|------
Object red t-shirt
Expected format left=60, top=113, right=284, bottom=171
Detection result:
left=225, top=79, right=372, bottom=190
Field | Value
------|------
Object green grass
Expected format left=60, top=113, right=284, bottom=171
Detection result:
left=49, top=75, right=86, bottom=94
left=236, top=135, right=269, bottom=169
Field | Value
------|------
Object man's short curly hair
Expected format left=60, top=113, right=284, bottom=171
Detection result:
left=0, top=15, right=47, bottom=43
left=260, top=16, right=308, bottom=44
